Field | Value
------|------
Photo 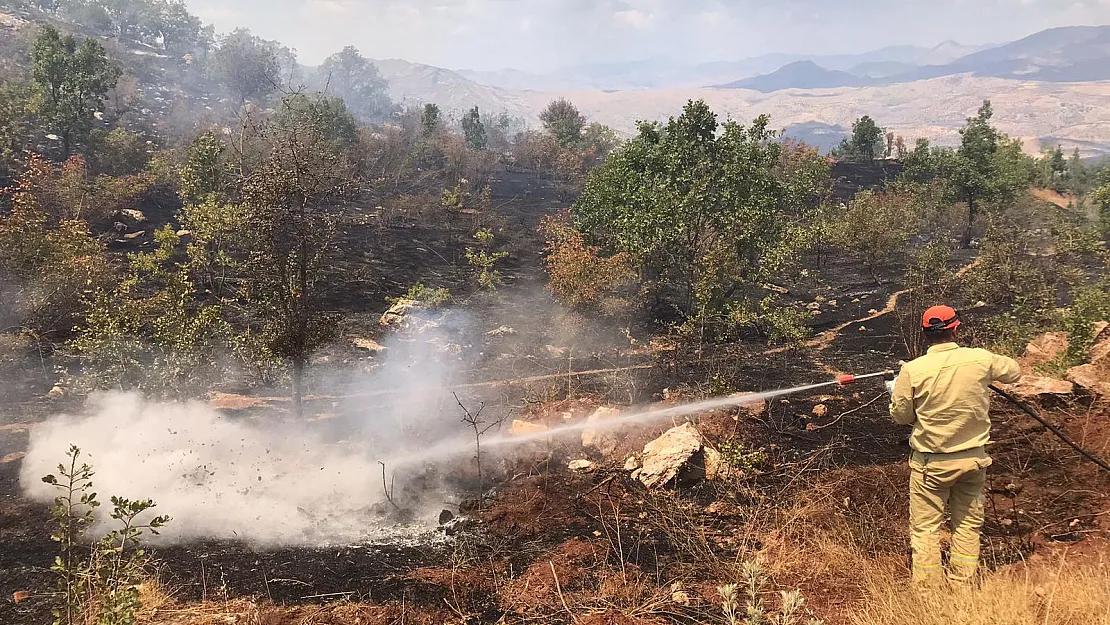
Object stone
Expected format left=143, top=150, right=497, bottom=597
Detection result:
left=438, top=509, right=455, bottom=524
left=1067, top=363, right=1110, bottom=396
left=47, top=385, right=65, bottom=398
left=379, top=298, right=417, bottom=328
left=704, top=447, right=728, bottom=481
left=623, top=454, right=641, bottom=471
left=486, top=326, right=516, bottom=337
left=351, top=337, right=386, bottom=352
left=1000, top=375, right=1074, bottom=399
left=1024, top=332, right=1069, bottom=366
left=581, top=406, right=623, bottom=457
left=568, top=459, right=595, bottom=473
left=511, top=420, right=549, bottom=436
left=637, top=422, right=706, bottom=488
left=119, top=209, right=147, bottom=222
left=812, top=404, right=828, bottom=418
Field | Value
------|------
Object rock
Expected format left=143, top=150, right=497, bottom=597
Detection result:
left=1024, top=332, right=1069, bottom=366
left=486, top=325, right=516, bottom=337
left=670, top=582, right=691, bottom=606
left=46, top=385, right=65, bottom=398
left=637, top=423, right=706, bottom=488
left=582, top=406, right=622, bottom=457
left=1067, top=363, right=1110, bottom=396
left=812, top=404, right=828, bottom=418
left=510, top=419, right=549, bottom=436
left=351, top=337, right=386, bottom=352
left=623, top=454, right=641, bottom=471
left=1090, top=321, right=1110, bottom=363
left=119, top=209, right=147, bottom=222
left=438, top=509, right=455, bottom=525
left=441, top=516, right=477, bottom=536
left=380, top=298, right=418, bottom=328
left=704, top=447, right=728, bottom=481
left=122, top=230, right=145, bottom=240
left=545, top=344, right=568, bottom=357
left=1000, top=375, right=1074, bottom=399
left=568, top=459, right=595, bottom=473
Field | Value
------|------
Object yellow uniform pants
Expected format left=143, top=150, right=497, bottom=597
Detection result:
left=908, top=447, right=991, bottom=585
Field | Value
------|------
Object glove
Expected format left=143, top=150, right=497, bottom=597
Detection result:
left=884, top=376, right=898, bottom=395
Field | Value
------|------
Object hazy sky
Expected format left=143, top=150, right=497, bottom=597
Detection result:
left=184, top=0, right=1110, bottom=71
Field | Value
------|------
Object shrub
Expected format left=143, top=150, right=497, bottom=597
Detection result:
left=539, top=211, right=637, bottom=313
left=396, top=282, right=451, bottom=309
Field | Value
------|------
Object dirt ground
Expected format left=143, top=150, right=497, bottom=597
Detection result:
left=2, top=167, right=1109, bottom=625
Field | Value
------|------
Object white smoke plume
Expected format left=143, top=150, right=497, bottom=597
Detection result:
left=19, top=310, right=489, bottom=547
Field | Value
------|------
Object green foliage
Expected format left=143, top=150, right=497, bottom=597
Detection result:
left=1060, top=283, right=1110, bottom=367
left=68, top=225, right=235, bottom=398
left=719, top=561, right=824, bottom=625
left=271, top=93, right=359, bottom=154
left=317, top=45, right=392, bottom=122
left=832, top=189, right=915, bottom=279
left=42, top=445, right=169, bottom=625
left=0, top=80, right=39, bottom=174
left=441, top=184, right=464, bottom=211
left=396, top=282, right=451, bottom=309
left=836, top=115, right=884, bottom=163
left=461, top=106, right=487, bottom=150
left=86, top=128, right=151, bottom=176
left=572, top=100, right=829, bottom=341
left=718, top=440, right=766, bottom=475
left=539, top=98, right=586, bottom=147
left=539, top=211, right=636, bottom=314
left=211, top=28, right=281, bottom=104
left=465, top=244, right=508, bottom=290
left=32, top=25, right=121, bottom=157
left=420, top=103, right=441, bottom=137
left=177, top=131, right=228, bottom=204
left=0, top=156, right=114, bottom=344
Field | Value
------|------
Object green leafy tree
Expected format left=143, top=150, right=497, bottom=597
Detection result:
left=539, top=98, right=585, bottom=147
left=840, top=115, right=884, bottom=163
left=31, top=25, right=121, bottom=157
left=178, top=131, right=229, bottom=204
left=0, top=80, right=38, bottom=176
left=420, top=103, right=441, bottom=137
left=461, top=105, right=487, bottom=149
left=572, top=100, right=829, bottom=341
left=269, top=93, right=360, bottom=153
left=152, top=0, right=203, bottom=52
left=211, top=28, right=280, bottom=105
left=317, top=46, right=392, bottom=122
left=237, top=93, right=355, bottom=416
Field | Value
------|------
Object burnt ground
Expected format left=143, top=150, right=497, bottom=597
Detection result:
left=2, top=167, right=1109, bottom=624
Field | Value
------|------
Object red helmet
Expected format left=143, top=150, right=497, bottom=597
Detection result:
left=922, top=305, right=961, bottom=332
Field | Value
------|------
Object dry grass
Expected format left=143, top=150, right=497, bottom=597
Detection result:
left=852, top=553, right=1110, bottom=625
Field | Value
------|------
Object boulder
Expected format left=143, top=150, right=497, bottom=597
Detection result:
left=119, top=209, right=147, bottom=223
left=637, top=423, right=706, bottom=488
left=351, top=337, right=386, bottom=352
left=1089, top=322, right=1110, bottom=363
left=1001, top=375, right=1074, bottom=399
left=1067, top=364, right=1110, bottom=396
left=581, top=406, right=623, bottom=457
left=1024, top=332, right=1069, bottom=366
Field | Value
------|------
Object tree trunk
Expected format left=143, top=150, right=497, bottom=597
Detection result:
left=961, top=197, right=977, bottom=249
left=291, top=357, right=304, bottom=419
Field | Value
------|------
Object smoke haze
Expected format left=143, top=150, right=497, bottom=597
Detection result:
left=18, top=310, right=489, bottom=546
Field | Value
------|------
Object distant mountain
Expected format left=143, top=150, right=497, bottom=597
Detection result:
left=847, top=61, right=918, bottom=79
left=716, top=61, right=870, bottom=92
left=373, top=59, right=534, bottom=119
left=782, top=121, right=850, bottom=154
left=915, top=40, right=995, bottom=65
left=899, top=25, right=1110, bottom=82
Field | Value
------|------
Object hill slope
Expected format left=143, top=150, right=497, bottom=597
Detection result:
left=717, top=61, right=871, bottom=91
left=373, top=59, right=535, bottom=119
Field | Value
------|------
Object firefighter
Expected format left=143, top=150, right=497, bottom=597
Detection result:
left=886, top=305, right=1022, bottom=586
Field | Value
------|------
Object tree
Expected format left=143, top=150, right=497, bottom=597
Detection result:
left=949, top=100, right=1032, bottom=247
left=31, top=25, right=121, bottom=158
left=211, top=28, right=280, bottom=105
left=153, top=0, right=203, bottom=52
left=540, top=98, right=585, bottom=147
left=178, top=131, right=229, bottom=204
left=0, top=81, right=38, bottom=177
left=269, top=93, right=359, bottom=153
left=848, top=115, right=884, bottom=163
left=420, top=103, right=441, bottom=137
left=461, top=106, right=487, bottom=149
left=317, top=46, right=392, bottom=122
left=237, top=93, right=355, bottom=416
left=885, top=130, right=895, bottom=159
left=572, top=100, right=829, bottom=340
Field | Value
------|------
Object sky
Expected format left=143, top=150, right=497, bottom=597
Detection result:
left=183, top=0, right=1110, bottom=72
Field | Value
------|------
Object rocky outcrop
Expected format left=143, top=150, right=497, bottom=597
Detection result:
left=581, top=406, right=622, bottom=457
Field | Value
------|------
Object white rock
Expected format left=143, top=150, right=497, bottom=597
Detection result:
left=638, top=423, right=706, bottom=488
